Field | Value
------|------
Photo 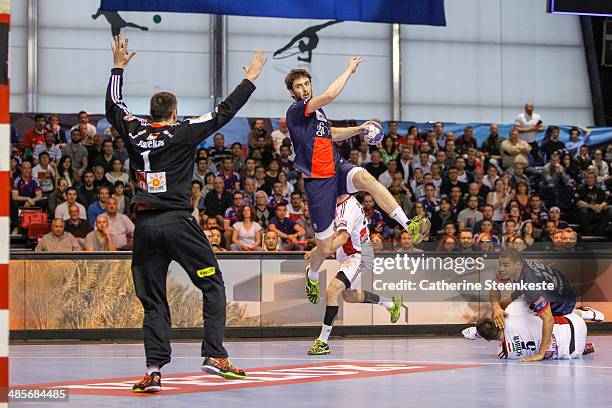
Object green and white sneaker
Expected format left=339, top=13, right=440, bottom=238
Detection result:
left=388, top=295, right=403, bottom=323
left=305, top=264, right=320, bottom=304
left=407, top=216, right=430, bottom=244
left=308, top=339, right=330, bottom=355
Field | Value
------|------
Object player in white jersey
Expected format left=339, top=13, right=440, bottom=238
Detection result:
left=476, top=300, right=595, bottom=360
left=305, top=194, right=403, bottom=355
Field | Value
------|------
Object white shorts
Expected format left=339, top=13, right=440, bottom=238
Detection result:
left=337, top=242, right=374, bottom=290
left=566, top=313, right=587, bottom=359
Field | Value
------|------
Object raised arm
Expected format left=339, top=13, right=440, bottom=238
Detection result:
left=306, top=57, right=363, bottom=114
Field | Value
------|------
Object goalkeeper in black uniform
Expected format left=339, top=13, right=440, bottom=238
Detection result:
left=105, top=35, right=266, bottom=392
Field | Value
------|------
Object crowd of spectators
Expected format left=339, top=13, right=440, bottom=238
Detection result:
left=9, top=102, right=612, bottom=253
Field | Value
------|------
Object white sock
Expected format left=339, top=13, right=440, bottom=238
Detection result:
left=147, top=365, right=160, bottom=375
left=391, top=207, right=410, bottom=231
left=308, top=267, right=319, bottom=281
left=574, top=309, right=595, bottom=321
left=318, top=324, right=333, bottom=343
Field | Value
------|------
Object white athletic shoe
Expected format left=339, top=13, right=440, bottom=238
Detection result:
left=462, top=326, right=481, bottom=340
left=578, top=306, right=605, bottom=323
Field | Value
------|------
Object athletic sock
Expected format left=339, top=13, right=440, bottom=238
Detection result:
left=308, top=267, right=319, bottom=281
left=361, top=291, right=394, bottom=309
left=318, top=324, right=333, bottom=343
left=391, top=207, right=410, bottom=232
left=147, top=365, right=160, bottom=375
left=574, top=309, right=595, bottom=321
left=319, top=305, right=339, bottom=343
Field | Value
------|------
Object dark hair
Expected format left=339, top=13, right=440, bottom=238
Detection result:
left=191, top=179, right=203, bottom=189
left=499, top=247, right=523, bottom=264
left=114, top=180, right=125, bottom=189
left=276, top=202, right=287, bottom=210
left=34, top=113, right=45, bottom=121
left=231, top=142, right=242, bottom=149
left=476, top=318, right=501, bottom=341
left=78, top=111, right=87, bottom=116
left=98, top=185, right=110, bottom=194
left=149, top=91, right=177, bottom=122
left=285, top=68, right=312, bottom=91
left=38, top=151, right=50, bottom=159
left=71, top=128, right=81, bottom=136
left=291, top=191, right=302, bottom=198
left=196, top=157, right=207, bottom=165
left=237, top=204, right=255, bottom=222
left=66, top=186, right=78, bottom=194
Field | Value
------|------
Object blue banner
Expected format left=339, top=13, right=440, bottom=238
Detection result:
left=100, top=0, right=446, bottom=26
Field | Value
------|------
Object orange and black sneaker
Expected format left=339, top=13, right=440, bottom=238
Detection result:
left=583, top=342, right=595, bottom=356
left=202, top=357, right=247, bottom=379
left=132, top=372, right=162, bottom=393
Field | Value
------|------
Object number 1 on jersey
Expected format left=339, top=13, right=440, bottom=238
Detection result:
left=141, top=150, right=151, bottom=171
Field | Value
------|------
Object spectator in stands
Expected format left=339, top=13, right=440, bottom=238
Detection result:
left=252, top=135, right=275, bottom=167
left=521, top=194, right=548, bottom=231
left=508, top=162, right=529, bottom=191
left=471, top=168, right=490, bottom=200
left=455, top=126, right=477, bottom=154
left=229, top=142, right=245, bottom=173
left=487, top=179, right=510, bottom=223
left=92, top=139, right=116, bottom=173
left=457, top=195, right=483, bottom=232
left=263, top=230, right=280, bottom=252
left=458, top=229, right=474, bottom=252
left=482, top=165, right=499, bottom=190
left=278, top=145, right=296, bottom=180
left=56, top=156, right=75, bottom=186
left=592, top=149, right=609, bottom=184
left=507, top=203, right=522, bottom=225
left=276, top=171, right=293, bottom=199
left=46, top=114, right=67, bottom=146
left=230, top=205, right=263, bottom=251
left=48, top=177, right=68, bottom=216
left=357, top=140, right=371, bottom=165
left=437, top=235, right=457, bottom=252
left=433, top=122, right=445, bottom=148
left=265, top=159, right=281, bottom=184
left=476, top=219, right=500, bottom=244
left=113, top=137, right=129, bottom=165
left=449, top=185, right=465, bottom=215
left=547, top=206, right=568, bottom=230
left=575, top=172, right=612, bottom=235
left=435, top=150, right=448, bottom=174
left=475, top=232, right=495, bottom=253
left=55, top=186, right=87, bottom=220
left=248, top=118, right=271, bottom=149
left=31, top=152, right=56, bottom=198
left=103, top=197, right=134, bottom=250
left=64, top=203, right=92, bottom=248
left=217, top=156, right=241, bottom=191
left=380, top=136, right=399, bottom=165
left=223, top=191, right=244, bottom=237
left=205, top=176, right=233, bottom=218
left=287, top=192, right=303, bottom=221
left=87, top=185, right=110, bottom=227
left=507, top=236, right=527, bottom=252
left=542, top=220, right=558, bottom=244
left=268, top=203, right=305, bottom=250
left=254, top=191, right=271, bottom=229
left=35, top=218, right=80, bottom=252
left=240, top=157, right=257, bottom=182
left=520, top=220, right=536, bottom=249
left=514, top=102, right=544, bottom=163
left=410, top=167, right=424, bottom=197
left=538, top=151, right=572, bottom=205
left=444, top=140, right=459, bottom=168
left=191, top=180, right=206, bottom=219
left=501, top=127, right=531, bottom=169
left=474, top=204, right=502, bottom=237
left=443, top=220, right=457, bottom=240
left=21, top=114, right=47, bottom=155
left=455, top=157, right=473, bottom=184
left=481, top=123, right=503, bottom=170
left=206, top=227, right=226, bottom=252
left=253, top=166, right=271, bottom=194
left=87, top=133, right=104, bottom=162
left=542, top=126, right=565, bottom=161
left=71, top=111, right=96, bottom=139
left=413, top=151, right=432, bottom=175
left=365, top=150, right=386, bottom=180
left=395, top=146, right=412, bottom=184
left=271, top=117, right=289, bottom=153
left=465, top=182, right=485, bottom=208
left=378, top=159, right=399, bottom=188
left=92, top=164, right=111, bottom=190
left=209, top=133, right=232, bottom=169
left=561, top=152, right=581, bottom=183
left=33, top=132, right=62, bottom=165
left=268, top=182, right=288, bottom=209
left=397, top=230, right=423, bottom=253
left=112, top=181, right=130, bottom=215
left=84, top=214, right=117, bottom=251
left=418, top=183, right=439, bottom=218
left=62, top=129, right=89, bottom=176
left=105, top=158, right=129, bottom=186
left=430, top=197, right=456, bottom=238
left=565, top=126, right=591, bottom=157
left=242, top=177, right=257, bottom=205
left=193, top=158, right=209, bottom=185
left=576, top=145, right=592, bottom=173
left=440, top=167, right=468, bottom=196
left=465, top=147, right=484, bottom=172
left=11, top=160, right=43, bottom=226
left=370, top=233, right=384, bottom=252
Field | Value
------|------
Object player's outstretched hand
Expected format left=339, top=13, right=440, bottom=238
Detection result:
left=347, top=56, right=364, bottom=74
left=243, top=50, right=267, bottom=82
left=492, top=307, right=507, bottom=329
left=112, top=35, right=136, bottom=69
left=304, top=247, right=317, bottom=261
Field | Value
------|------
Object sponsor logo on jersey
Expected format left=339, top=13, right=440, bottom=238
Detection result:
left=128, top=129, right=148, bottom=139
left=197, top=266, right=216, bottom=278
left=511, top=335, right=537, bottom=357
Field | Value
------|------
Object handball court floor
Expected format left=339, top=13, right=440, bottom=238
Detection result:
left=9, top=335, right=612, bottom=407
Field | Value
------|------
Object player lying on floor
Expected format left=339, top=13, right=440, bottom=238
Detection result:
left=475, top=299, right=595, bottom=360
left=304, top=194, right=402, bottom=355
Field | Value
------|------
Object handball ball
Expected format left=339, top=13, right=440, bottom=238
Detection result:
left=363, top=122, right=383, bottom=145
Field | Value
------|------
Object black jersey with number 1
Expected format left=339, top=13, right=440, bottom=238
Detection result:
left=105, top=67, right=255, bottom=211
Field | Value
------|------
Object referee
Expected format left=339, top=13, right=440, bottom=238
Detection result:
left=105, top=36, right=266, bottom=392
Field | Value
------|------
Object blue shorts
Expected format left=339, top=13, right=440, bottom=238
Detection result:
left=551, top=300, right=576, bottom=316
left=304, top=159, right=360, bottom=238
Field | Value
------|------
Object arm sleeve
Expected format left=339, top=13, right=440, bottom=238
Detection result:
left=183, top=79, right=257, bottom=145
left=105, top=68, right=145, bottom=140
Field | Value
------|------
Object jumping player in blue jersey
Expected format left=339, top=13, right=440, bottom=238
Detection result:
left=285, top=58, right=429, bottom=304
